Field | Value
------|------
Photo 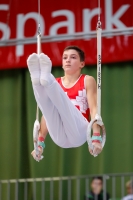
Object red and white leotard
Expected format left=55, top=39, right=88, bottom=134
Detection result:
left=32, top=73, right=89, bottom=147
left=56, top=74, right=90, bottom=121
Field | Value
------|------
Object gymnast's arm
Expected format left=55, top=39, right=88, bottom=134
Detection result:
left=85, top=75, right=102, bottom=155
left=31, top=116, right=48, bottom=160
left=39, top=116, right=48, bottom=140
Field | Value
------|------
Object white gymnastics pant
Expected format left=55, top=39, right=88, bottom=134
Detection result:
left=32, top=74, right=89, bottom=148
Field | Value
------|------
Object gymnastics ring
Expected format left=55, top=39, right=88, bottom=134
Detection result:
left=87, top=114, right=106, bottom=156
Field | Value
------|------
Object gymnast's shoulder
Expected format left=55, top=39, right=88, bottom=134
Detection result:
left=84, top=75, right=97, bottom=89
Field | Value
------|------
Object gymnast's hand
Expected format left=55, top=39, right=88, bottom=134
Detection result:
left=32, top=118, right=46, bottom=162
left=89, top=142, right=102, bottom=157
left=31, top=146, right=44, bottom=162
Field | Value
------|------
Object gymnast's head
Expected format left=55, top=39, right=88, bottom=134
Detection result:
left=62, top=46, right=85, bottom=73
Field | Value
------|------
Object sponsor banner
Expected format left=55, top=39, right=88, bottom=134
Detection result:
left=0, top=0, right=133, bottom=69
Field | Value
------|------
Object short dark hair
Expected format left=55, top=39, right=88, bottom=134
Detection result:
left=92, top=176, right=103, bottom=182
left=63, top=46, right=85, bottom=61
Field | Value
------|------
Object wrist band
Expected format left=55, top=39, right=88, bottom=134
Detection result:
left=91, top=135, right=102, bottom=143
left=38, top=136, right=45, bottom=149
left=38, top=136, right=44, bottom=142
left=38, top=141, right=45, bottom=149
left=93, top=133, right=100, bottom=136
left=92, top=140, right=101, bottom=143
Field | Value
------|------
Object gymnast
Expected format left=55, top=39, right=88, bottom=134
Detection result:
left=27, top=45, right=103, bottom=162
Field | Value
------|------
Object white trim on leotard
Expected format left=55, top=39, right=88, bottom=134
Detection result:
left=61, top=74, right=82, bottom=89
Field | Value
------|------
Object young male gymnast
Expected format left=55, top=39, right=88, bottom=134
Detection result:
left=27, top=46, right=102, bottom=162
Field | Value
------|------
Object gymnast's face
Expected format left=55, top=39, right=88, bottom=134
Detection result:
left=62, top=49, right=85, bottom=74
